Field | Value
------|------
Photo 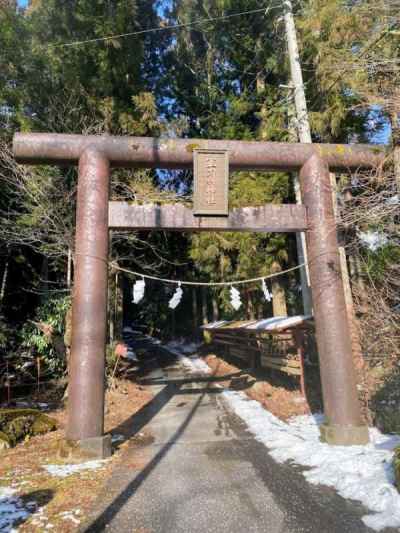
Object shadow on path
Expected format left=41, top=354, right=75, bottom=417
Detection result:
left=83, top=386, right=208, bottom=531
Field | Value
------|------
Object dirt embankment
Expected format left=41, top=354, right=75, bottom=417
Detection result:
left=0, top=378, right=153, bottom=532
left=203, top=351, right=322, bottom=420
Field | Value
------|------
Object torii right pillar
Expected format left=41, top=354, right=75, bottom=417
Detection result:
left=300, top=154, right=369, bottom=445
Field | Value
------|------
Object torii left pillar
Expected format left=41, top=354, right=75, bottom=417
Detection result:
left=67, top=148, right=111, bottom=458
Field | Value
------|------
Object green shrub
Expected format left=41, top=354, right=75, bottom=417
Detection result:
left=19, top=295, right=71, bottom=377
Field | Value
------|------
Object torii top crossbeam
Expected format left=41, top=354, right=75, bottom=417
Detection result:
left=13, top=133, right=385, bottom=171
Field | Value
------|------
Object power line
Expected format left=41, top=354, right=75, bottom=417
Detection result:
left=49, top=6, right=273, bottom=49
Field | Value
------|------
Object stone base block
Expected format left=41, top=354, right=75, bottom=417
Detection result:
left=78, top=434, right=112, bottom=458
left=320, top=423, right=370, bottom=446
left=58, top=434, right=112, bottom=461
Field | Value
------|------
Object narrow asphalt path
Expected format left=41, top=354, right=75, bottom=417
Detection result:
left=81, top=346, right=387, bottom=533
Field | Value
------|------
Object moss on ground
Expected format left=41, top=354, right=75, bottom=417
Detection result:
left=394, top=446, right=400, bottom=490
left=0, top=408, right=57, bottom=450
left=0, top=430, right=11, bottom=450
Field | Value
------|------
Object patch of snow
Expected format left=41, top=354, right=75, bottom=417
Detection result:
left=20, top=361, right=34, bottom=370
left=0, top=487, right=32, bottom=532
left=179, top=355, right=211, bottom=374
left=29, top=504, right=48, bottom=528
left=59, top=510, right=80, bottom=525
left=44, top=460, right=106, bottom=478
left=164, top=340, right=210, bottom=374
left=359, top=230, right=388, bottom=252
left=386, top=194, right=399, bottom=205
left=126, top=350, right=139, bottom=362
left=165, top=339, right=202, bottom=355
left=111, top=434, right=125, bottom=443
left=223, top=389, right=400, bottom=531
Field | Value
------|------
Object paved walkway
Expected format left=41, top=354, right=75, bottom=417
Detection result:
left=82, top=350, right=382, bottom=533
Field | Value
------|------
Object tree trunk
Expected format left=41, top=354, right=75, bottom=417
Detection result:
left=40, top=256, right=49, bottom=302
left=171, top=310, right=176, bottom=338
left=109, top=271, right=123, bottom=342
left=114, top=272, right=123, bottom=339
left=348, top=254, right=367, bottom=307
left=201, top=287, right=208, bottom=325
left=108, top=273, right=114, bottom=344
left=392, top=107, right=400, bottom=192
left=344, top=187, right=368, bottom=311
left=192, top=288, right=198, bottom=333
left=246, top=290, right=256, bottom=319
left=271, top=261, right=288, bottom=317
left=66, top=247, right=72, bottom=288
left=330, top=173, right=364, bottom=371
left=0, top=258, right=9, bottom=309
left=394, top=144, right=400, bottom=194
left=211, top=291, right=219, bottom=321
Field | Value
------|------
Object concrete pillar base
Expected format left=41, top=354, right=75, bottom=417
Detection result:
left=58, top=435, right=112, bottom=461
left=77, top=435, right=112, bottom=458
left=320, top=423, right=370, bottom=446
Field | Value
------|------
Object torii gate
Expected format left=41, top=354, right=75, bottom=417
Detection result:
left=13, top=133, right=385, bottom=458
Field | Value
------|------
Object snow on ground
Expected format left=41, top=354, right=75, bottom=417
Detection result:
left=180, top=353, right=400, bottom=531
left=0, top=486, right=33, bottom=531
left=43, top=459, right=106, bottom=478
left=58, top=509, right=81, bottom=525
left=165, top=339, right=202, bottom=355
left=224, top=390, right=400, bottom=531
left=164, top=340, right=210, bottom=374
left=111, top=434, right=125, bottom=444
left=359, top=230, right=389, bottom=252
left=179, top=354, right=211, bottom=374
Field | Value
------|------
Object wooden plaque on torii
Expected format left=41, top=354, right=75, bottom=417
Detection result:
left=193, top=149, right=229, bottom=216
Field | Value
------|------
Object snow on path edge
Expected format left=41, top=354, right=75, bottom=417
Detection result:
left=166, top=343, right=400, bottom=532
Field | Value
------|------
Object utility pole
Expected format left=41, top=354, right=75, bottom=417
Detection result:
left=283, top=0, right=313, bottom=315
left=283, top=0, right=361, bottom=373
left=283, top=0, right=312, bottom=144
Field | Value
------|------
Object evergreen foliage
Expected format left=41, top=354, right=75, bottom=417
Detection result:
left=0, top=0, right=397, bottom=351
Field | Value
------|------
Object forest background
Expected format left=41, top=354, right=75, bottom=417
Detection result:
left=0, top=0, right=399, bottom=424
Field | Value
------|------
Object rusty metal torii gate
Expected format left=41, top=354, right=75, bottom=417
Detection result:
left=13, top=133, right=385, bottom=458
